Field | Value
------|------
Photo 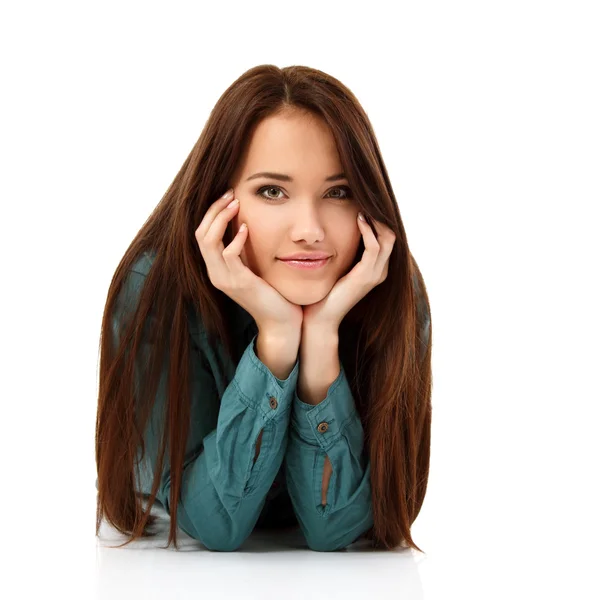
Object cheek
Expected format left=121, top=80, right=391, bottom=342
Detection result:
left=244, top=212, right=275, bottom=241
left=239, top=216, right=278, bottom=261
left=344, top=226, right=363, bottom=255
left=340, top=230, right=363, bottom=269
left=248, top=234, right=276, bottom=262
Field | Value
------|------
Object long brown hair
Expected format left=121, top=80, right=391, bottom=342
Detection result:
left=95, top=64, right=433, bottom=552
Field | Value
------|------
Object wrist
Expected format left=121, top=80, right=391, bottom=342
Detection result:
left=301, top=321, right=339, bottom=343
left=255, top=329, right=300, bottom=381
left=258, top=323, right=302, bottom=345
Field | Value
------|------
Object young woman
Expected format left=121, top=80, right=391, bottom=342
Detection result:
left=95, top=64, right=432, bottom=553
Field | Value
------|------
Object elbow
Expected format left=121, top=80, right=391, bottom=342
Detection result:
left=304, top=512, right=374, bottom=552
left=178, top=513, right=249, bottom=552
left=202, top=539, right=244, bottom=552
left=307, top=540, right=338, bottom=552
left=306, top=536, right=347, bottom=552
left=200, top=529, right=248, bottom=552
left=304, top=529, right=349, bottom=552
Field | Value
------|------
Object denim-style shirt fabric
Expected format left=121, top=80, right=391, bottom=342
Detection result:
left=98, top=250, right=430, bottom=552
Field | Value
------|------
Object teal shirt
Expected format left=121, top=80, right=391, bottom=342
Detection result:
left=100, top=250, right=427, bottom=552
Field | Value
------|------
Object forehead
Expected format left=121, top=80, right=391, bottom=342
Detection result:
left=240, top=112, right=342, bottom=179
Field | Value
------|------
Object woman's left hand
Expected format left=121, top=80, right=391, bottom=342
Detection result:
left=302, top=212, right=396, bottom=331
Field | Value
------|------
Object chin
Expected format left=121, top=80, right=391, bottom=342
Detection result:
left=277, top=286, right=330, bottom=307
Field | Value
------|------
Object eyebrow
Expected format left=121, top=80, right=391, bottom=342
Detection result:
left=245, top=171, right=347, bottom=183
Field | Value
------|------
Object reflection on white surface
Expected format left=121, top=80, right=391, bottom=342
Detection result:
left=95, top=497, right=424, bottom=600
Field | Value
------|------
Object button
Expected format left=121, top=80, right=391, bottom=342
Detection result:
left=317, top=422, right=329, bottom=433
left=269, top=397, right=278, bottom=409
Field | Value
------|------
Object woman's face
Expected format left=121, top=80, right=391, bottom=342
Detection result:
left=228, top=111, right=362, bottom=307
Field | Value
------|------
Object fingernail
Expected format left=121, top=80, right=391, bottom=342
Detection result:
left=223, top=188, right=234, bottom=200
left=227, top=198, right=239, bottom=209
left=358, top=212, right=365, bottom=221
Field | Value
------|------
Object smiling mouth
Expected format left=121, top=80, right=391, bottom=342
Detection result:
left=277, top=257, right=331, bottom=270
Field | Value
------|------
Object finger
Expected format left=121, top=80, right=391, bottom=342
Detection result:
left=370, top=218, right=395, bottom=243
left=357, top=213, right=381, bottom=270
left=195, top=189, right=236, bottom=240
left=201, top=197, right=240, bottom=251
left=369, top=220, right=396, bottom=273
left=198, top=196, right=240, bottom=286
left=222, top=222, right=249, bottom=275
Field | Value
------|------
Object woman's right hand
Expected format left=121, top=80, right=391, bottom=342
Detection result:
left=195, top=189, right=304, bottom=336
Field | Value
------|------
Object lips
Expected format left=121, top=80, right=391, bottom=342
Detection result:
left=278, top=257, right=330, bottom=270
left=278, top=252, right=332, bottom=261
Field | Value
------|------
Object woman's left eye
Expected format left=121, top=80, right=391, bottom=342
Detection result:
left=256, top=185, right=353, bottom=202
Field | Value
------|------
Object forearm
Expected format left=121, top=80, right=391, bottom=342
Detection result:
left=296, top=325, right=340, bottom=505
left=297, top=326, right=340, bottom=406
left=255, top=328, right=301, bottom=381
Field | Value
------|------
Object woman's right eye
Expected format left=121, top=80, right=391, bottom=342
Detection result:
left=255, top=185, right=284, bottom=202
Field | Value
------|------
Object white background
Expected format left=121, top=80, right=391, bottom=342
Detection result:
left=2, top=1, right=598, bottom=598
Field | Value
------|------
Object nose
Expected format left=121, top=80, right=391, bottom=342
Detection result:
left=289, top=205, right=326, bottom=243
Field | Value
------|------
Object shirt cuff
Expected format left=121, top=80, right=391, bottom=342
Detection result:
left=233, top=332, right=300, bottom=420
left=291, top=363, right=360, bottom=450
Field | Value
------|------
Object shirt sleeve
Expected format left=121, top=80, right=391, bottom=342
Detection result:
left=110, top=268, right=300, bottom=551
left=282, top=271, right=431, bottom=552
left=284, top=363, right=373, bottom=551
